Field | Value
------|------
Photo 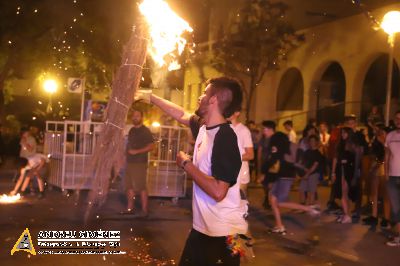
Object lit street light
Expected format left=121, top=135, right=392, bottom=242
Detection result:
left=43, top=79, right=58, bottom=113
left=381, top=11, right=400, bottom=126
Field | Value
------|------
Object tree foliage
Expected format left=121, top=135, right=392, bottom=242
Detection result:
left=0, top=0, right=137, bottom=121
left=212, top=0, right=304, bottom=120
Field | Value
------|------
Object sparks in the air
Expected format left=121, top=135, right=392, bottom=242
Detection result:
left=139, top=0, right=193, bottom=70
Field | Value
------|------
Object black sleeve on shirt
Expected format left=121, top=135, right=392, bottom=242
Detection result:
left=189, top=115, right=201, bottom=139
left=211, top=124, right=242, bottom=187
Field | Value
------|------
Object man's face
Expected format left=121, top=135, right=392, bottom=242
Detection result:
left=309, top=138, right=318, bottom=149
left=345, top=119, right=357, bottom=130
left=195, top=84, right=213, bottom=119
left=319, top=124, right=327, bottom=133
left=395, top=113, right=400, bottom=129
left=132, top=111, right=143, bottom=126
left=284, top=124, right=291, bottom=132
left=263, top=127, right=274, bottom=138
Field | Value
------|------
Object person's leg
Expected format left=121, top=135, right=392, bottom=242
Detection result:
left=20, top=176, right=31, bottom=192
left=299, top=178, right=307, bottom=204
left=386, top=177, right=400, bottom=246
left=10, top=168, right=27, bottom=195
left=370, top=172, right=379, bottom=218
left=341, top=176, right=351, bottom=222
left=140, top=190, right=148, bottom=215
left=126, top=189, right=135, bottom=211
left=179, top=229, right=204, bottom=266
left=380, top=175, right=391, bottom=224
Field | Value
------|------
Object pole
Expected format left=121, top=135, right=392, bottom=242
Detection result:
left=385, top=34, right=395, bottom=126
left=80, top=78, right=85, bottom=122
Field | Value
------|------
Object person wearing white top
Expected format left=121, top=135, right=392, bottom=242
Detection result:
left=10, top=153, right=48, bottom=198
left=385, top=111, right=400, bottom=247
left=283, top=120, right=297, bottom=143
left=141, top=77, right=248, bottom=265
left=228, top=111, right=254, bottom=194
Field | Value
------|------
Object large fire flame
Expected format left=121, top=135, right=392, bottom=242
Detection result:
left=139, top=0, right=193, bottom=71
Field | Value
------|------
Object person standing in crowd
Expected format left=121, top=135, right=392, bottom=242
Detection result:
left=263, top=132, right=320, bottom=235
left=319, top=122, right=330, bottom=155
left=247, top=120, right=260, bottom=183
left=283, top=120, right=297, bottom=143
left=258, top=120, right=276, bottom=209
left=326, top=123, right=343, bottom=212
left=362, top=123, right=391, bottom=229
left=332, top=127, right=360, bottom=224
left=298, top=135, right=324, bottom=206
left=228, top=111, right=254, bottom=195
left=123, top=110, right=154, bottom=217
left=385, top=111, right=400, bottom=247
left=344, top=114, right=367, bottom=221
left=141, top=77, right=248, bottom=265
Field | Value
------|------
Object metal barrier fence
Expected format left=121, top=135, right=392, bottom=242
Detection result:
left=44, top=121, right=190, bottom=199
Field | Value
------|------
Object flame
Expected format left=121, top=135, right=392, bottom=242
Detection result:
left=0, top=193, right=21, bottom=203
left=139, top=0, right=193, bottom=70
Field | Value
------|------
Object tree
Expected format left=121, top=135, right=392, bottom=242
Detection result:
left=211, top=0, right=304, bottom=120
left=0, top=0, right=136, bottom=122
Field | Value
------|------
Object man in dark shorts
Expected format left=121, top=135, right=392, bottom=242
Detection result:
left=124, top=110, right=154, bottom=216
left=139, top=77, right=248, bottom=265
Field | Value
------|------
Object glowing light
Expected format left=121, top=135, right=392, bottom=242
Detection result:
left=139, top=0, right=193, bottom=70
left=151, top=121, right=161, bottom=128
left=381, top=11, right=400, bottom=35
left=0, top=194, right=21, bottom=203
left=43, top=79, right=58, bottom=94
left=32, top=116, right=36, bottom=120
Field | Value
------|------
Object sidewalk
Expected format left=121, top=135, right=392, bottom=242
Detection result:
left=1, top=165, right=400, bottom=265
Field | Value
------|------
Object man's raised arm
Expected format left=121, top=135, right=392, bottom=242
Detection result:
left=150, top=94, right=192, bottom=126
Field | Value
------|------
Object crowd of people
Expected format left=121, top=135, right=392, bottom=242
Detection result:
left=247, top=109, right=400, bottom=248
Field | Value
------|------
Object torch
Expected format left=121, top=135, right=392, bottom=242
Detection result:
left=85, top=0, right=192, bottom=221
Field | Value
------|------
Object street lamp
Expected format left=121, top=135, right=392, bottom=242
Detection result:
left=381, top=11, right=400, bottom=126
left=43, top=79, right=58, bottom=113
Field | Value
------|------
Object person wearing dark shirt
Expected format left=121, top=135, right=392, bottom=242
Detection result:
left=363, top=124, right=391, bottom=229
left=140, top=77, right=249, bottom=265
left=299, top=135, right=324, bottom=205
left=123, top=110, right=154, bottom=216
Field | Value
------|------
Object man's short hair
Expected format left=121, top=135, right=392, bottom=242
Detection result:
left=344, top=114, right=357, bottom=122
left=132, top=109, right=144, bottom=117
left=207, top=77, right=243, bottom=118
left=262, top=120, right=276, bottom=131
left=283, top=120, right=293, bottom=127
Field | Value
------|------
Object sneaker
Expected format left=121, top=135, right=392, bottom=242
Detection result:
left=386, top=237, right=400, bottom=247
left=351, top=213, right=360, bottom=223
left=270, top=227, right=286, bottom=235
left=308, top=206, right=321, bottom=217
left=341, top=215, right=352, bottom=224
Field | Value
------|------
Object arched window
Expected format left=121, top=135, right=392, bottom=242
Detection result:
left=276, top=68, right=304, bottom=111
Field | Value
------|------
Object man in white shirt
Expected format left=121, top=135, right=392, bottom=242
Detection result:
left=385, top=111, right=400, bottom=247
left=228, top=111, right=254, bottom=194
left=139, top=77, right=248, bottom=265
left=283, top=120, right=297, bottom=143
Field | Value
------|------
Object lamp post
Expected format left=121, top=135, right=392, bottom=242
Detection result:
left=381, top=11, right=400, bottom=126
left=43, top=79, right=58, bottom=114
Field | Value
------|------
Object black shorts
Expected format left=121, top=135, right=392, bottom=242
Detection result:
left=179, top=229, right=240, bottom=266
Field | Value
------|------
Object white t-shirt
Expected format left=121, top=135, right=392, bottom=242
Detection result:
left=25, top=154, right=48, bottom=170
left=385, top=130, right=400, bottom=176
left=288, top=129, right=297, bottom=143
left=192, top=123, right=248, bottom=237
left=231, top=123, right=253, bottom=184
left=20, top=136, right=37, bottom=158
